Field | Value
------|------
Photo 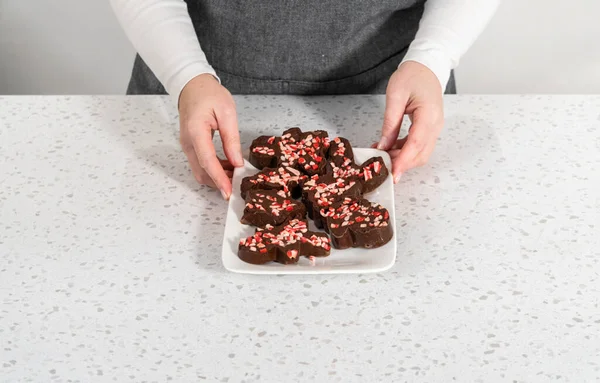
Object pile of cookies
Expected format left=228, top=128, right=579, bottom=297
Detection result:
left=238, top=128, right=393, bottom=265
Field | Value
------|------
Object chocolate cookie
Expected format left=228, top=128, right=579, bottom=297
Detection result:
left=240, top=166, right=307, bottom=199
left=241, top=189, right=306, bottom=228
left=321, top=197, right=392, bottom=249
left=360, top=156, right=389, bottom=194
left=238, top=219, right=331, bottom=265
left=302, top=174, right=363, bottom=229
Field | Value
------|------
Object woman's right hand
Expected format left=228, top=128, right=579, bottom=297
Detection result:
left=179, top=74, right=243, bottom=200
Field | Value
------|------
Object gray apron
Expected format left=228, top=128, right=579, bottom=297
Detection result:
left=127, top=0, right=456, bottom=95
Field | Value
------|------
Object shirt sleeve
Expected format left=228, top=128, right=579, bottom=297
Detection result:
left=109, top=0, right=218, bottom=103
left=401, top=0, right=501, bottom=90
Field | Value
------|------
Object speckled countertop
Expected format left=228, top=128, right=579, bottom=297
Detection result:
left=1, top=95, right=600, bottom=382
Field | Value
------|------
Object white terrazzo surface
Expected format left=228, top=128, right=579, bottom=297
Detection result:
left=1, top=95, right=600, bottom=382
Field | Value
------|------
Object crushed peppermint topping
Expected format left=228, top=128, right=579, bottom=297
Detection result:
left=364, top=159, right=383, bottom=177
left=324, top=198, right=391, bottom=229
left=332, top=138, right=348, bottom=157
left=332, top=162, right=361, bottom=179
left=240, top=219, right=330, bottom=257
left=304, top=177, right=357, bottom=209
left=276, top=132, right=327, bottom=169
left=246, top=190, right=300, bottom=217
left=247, top=166, right=307, bottom=193
left=252, top=146, right=275, bottom=156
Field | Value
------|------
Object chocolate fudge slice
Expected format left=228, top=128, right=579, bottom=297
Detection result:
left=302, top=174, right=363, bottom=229
left=240, top=189, right=306, bottom=228
left=248, top=135, right=281, bottom=169
left=279, top=129, right=329, bottom=176
left=259, top=219, right=331, bottom=263
left=248, top=128, right=330, bottom=176
left=327, top=137, right=355, bottom=167
left=240, top=166, right=307, bottom=199
left=360, top=156, right=389, bottom=194
left=238, top=219, right=331, bottom=265
left=238, top=230, right=277, bottom=265
left=321, top=197, right=393, bottom=249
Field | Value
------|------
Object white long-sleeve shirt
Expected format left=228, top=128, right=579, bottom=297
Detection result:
left=110, top=0, right=499, bottom=102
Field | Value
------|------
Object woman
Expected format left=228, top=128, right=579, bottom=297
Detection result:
left=111, top=0, right=498, bottom=200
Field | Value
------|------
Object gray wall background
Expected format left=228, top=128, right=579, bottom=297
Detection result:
left=1, top=0, right=599, bottom=95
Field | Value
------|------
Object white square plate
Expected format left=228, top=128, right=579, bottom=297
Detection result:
left=221, top=148, right=397, bottom=274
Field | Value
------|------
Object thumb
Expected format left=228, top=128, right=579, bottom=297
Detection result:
left=378, top=90, right=409, bottom=150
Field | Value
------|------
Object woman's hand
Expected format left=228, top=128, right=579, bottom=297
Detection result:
left=376, top=61, right=444, bottom=183
left=179, top=74, right=243, bottom=200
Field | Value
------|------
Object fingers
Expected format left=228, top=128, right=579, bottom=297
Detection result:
left=391, top=108, right=439, bottom=183
left=182, top=143, right=216, bottom=187
left=391, top=137, right=409, bottom=151
left=378, top=90, right=409, bottom=150
left=373, top=132, right=409, bottom=150
left=215, top=102, right=244, bottom=168
left=188, top=123, right=233, bottom=199
left=178, top=76, right=239, bottom=199
left=377, top=62, right=444, bottom=182
left=179, top=108, right=237, bottom=200
left=391, top=138, right=422, bottom=183
left=183, top=145, right=234, bottom=189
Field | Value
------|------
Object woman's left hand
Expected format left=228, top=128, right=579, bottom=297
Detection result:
left=375, top=61, right=445, bottom=183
